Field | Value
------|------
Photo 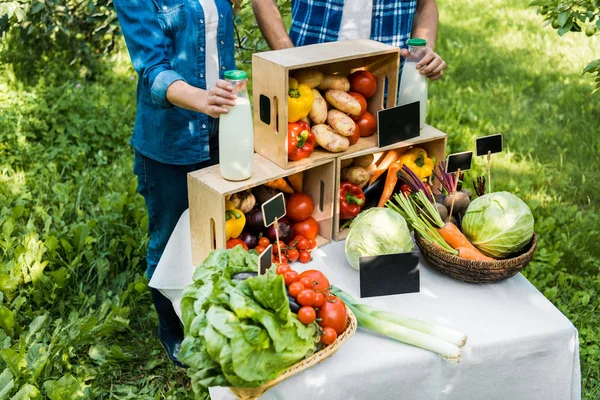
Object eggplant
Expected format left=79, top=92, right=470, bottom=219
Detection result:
left=285, top=287, right=301, bottom=314
left=362, top=170, right=388, bottom=210
left=239, top=231, right=258, bottom=249
left=245, top=208, right=265, bottom=234
left=232, top=271, right=258, bottom=281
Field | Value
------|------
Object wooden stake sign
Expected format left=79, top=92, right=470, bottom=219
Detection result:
left=445, top=152, right=473, bottom=223
left=261, top=193, right=286, bottom=264
left=476, top=133, right=503, bottom=194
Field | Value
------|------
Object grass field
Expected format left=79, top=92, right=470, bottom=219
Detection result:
left=0, top=0, right=598, bottom=398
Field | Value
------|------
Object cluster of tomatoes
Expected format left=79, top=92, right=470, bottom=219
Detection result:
left=275, top=266, right=348, bottom=346
left=255, top=235, right=317, bottom=265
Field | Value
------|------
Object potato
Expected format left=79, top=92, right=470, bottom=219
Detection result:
left=327, top=109, right=356, bottom=137
left=300, top=116, right=312, bottom=127
left=296, top=69, right=324, bottom=89
left=352, top=154, right=374, bottom=168
left=341, top=166, right=370, bottom=188
left=317, top=75, right=350, bottom=92
left=309, top=89, right=327, bottom=124
left=325, top=90, right=362, bottom=117
left=341, top=159, right=353, bottom=169
left=311, top=124, right=350, bottom=153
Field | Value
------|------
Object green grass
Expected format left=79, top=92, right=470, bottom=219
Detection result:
left=0, top=0, right=599, bottom=398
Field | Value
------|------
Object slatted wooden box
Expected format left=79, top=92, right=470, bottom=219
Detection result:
left=333, top=125, right=448, bottom=241
left=188, top=155, right=335, bottom=266
left=252, top=39, right=400, bottom=170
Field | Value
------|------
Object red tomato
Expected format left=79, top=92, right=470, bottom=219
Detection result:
left=258, top=237, right=270, bottom=247
left=320, top=327, right=338, bottom=345
left=348, top=92, right=367, bottom=119
left=293, top=235, right=306, bottom=242
left=296, top=237, right=309, bottom=251
left=308, top=238, right=317, bottom=250
left=317, top=296, right=348, bottom=335
left=272, top=241, right=285, bottom=255
left=287, top=248, right=299, bottom=262
left=274, top=254, right=288, bottom=265
left=313, top=292, right=326, bottom=308
left=356, top=111, right=376, bottom=137
left=298, top=276, right=313, bottom=288
left=276, top=263, right=291, bottom=275
left=292, top=217, right=319, bottom=240
left=254, top=245, right=265, bottom=254
left=286, top=193, right=314, bottom=222
left=299, top=250, right=311, bottom=264
left=226, top=239, right=248, bottom=250
left=297, top=289, right=316, bottom=306
left=288, top=281, right=304, bottom=297
left=298, top=306, right=316, bottom=325
left=283, top=270, right=299, bottom=285
left=298, top=270, right=330, bottom=291
left=348, top=70, right=377, bottom=98
left=348, top=122, right=360, bottom=146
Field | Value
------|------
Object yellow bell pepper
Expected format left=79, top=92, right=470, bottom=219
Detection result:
left=398, top=147, right=434, bottom=180
left=225, top=200, right=245, bottom=240
left=288, top=77, right=314, bottom=122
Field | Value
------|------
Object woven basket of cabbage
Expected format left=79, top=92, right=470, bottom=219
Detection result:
left=229, top=307, right=357, bottom=400
left=415, top=233, right=537, bottom=283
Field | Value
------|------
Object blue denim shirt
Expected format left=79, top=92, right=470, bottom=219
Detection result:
left=114, top=0, right=236, bottom=165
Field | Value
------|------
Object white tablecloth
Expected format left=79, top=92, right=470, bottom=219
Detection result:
left=150, top=210, right=581, bottom=400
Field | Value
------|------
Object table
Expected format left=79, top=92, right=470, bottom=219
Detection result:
left=150, top=210, right=581, bottom=400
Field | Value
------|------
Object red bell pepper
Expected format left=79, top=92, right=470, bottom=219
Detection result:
left=339, top=182, right=365, bottom=220
left=288, top=121, right=316, bottom=161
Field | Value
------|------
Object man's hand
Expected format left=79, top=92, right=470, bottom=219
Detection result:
left=401, top=48, right=446, bottom=80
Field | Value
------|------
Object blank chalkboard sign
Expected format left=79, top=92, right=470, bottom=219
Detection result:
left=476, top=133, right=503, bottom=156
left=258, top=245, right=273, bottom=275
left=359, top=252, right=420, bottom=298
left=446, top=151, right=473, bottom=173
left=377, top=102, right=420, bottom=147
left=261, top=192, right=286, bottom=228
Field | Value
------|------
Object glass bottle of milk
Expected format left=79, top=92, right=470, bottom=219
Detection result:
left=219, top=70, right=254, bottom=181
left=398, top=38, right=428, bottom=129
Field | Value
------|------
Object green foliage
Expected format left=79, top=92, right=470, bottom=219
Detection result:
left=530, top=0, right=600, bottom=90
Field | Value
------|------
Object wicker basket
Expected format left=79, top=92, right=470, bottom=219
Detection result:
left=415, top=233, right=538, bottom=283
left=228, top=307, right=357, bottom=400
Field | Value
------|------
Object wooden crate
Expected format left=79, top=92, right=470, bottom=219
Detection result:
left=252, top=39, right=400, bottom=170
left=188, top=154, right=335, bottom=266
left=333, top=124, right=448, bottom=241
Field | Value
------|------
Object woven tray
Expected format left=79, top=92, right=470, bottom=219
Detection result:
left=229, top=307, right=357, bottom=400
left=415, top=233, right=538, bottom=283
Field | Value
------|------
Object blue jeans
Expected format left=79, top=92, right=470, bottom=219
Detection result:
left=133, top=147, right=219, bottom=279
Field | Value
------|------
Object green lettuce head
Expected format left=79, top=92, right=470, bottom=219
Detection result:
left=344, top=208, right=414, bottom=270
left=462, top=192, right=534, bottom=258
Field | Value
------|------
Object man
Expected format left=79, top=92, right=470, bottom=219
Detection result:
left=252, top=0, right=446, bottom=80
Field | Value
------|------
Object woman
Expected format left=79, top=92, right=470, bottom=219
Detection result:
left=113, top=0, right=239, bottom=367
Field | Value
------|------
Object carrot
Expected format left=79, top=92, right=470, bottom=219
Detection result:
left=435, top=222, right=494, bottom=262
left=369, top=149, right=401, bottom=185
left=287, top=171, right=304, bottom=192
left=456, top=246, right=495, bottom=262
left=264, top=178, right=294, bottom=194
left=377, top=161, right=401, bottom=207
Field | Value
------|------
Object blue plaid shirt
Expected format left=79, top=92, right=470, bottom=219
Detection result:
left=290, top=0, right=418, bottom=49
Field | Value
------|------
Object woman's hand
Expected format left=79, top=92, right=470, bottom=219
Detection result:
left=204, top=80, right=237, bottom=118
left=165, top=80, right=236, bottom=117
left=401, top=48, right=447, bottom=81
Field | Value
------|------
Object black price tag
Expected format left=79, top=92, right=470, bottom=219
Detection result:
left=359, top=252, right=420, bottom=298
left=258, top=244, right=273, bottom=275
left=446, top=151, right=473, bottom=173
left=377, top=102, right=420, bottom=147
left=476, top=133, right=503, bottom=157
left=261, top=192, right=286, bottom=227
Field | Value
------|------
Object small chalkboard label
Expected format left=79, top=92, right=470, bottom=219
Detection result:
left=258, top=245, right=273, bottom=275
left=476, top=133, right=503, bottom=157
left=261, top=192, right=286, bottom=227
left=446, top=151, right=473, bottom=173
left=377, top=102, right=420, bottom=147
left=359, top=252, right=420, bottom=298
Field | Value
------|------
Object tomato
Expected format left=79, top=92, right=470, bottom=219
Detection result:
left=226, top=239, right=248, bottom=250
left=297, top=289, right=316, bottom=307
left=287, top=248, right=299, bottom=262
left=292, top=217, right=319, bottom=240
left=356, top=111, right=376, bottom=137
left=313, top=292, right=326, bottom=308
left=320, top=327, right=338, bottom=345
left=272, top=241, right=285, bottom=254
left=298, top=306, right=316, bottom=325
left=348, top=92, right=367, bottom=119
left=299, top=250, right=311, bottom=264
left=258, top=237, right=270, bottom=247
left=293, top=235, right=306, bottom=242
left=288, top=281, right=304, bottom=297
left=400, top=183, right=412, bottom=196
left=348, top=70, right=377, bottom=98
left=298, top=270, right=330, bottom=291
left=308, top=238, right=317, bottom=250
left=296, top=237, right=309, bottom=251
left=286, top=193, right=314, bottom=222
left=274, top=254, right=289, bottom=265
left=276, top=263, right=291, bottom=275
left=283, top=270, right=299, bottom=285
left=254, top=245, right=265, bottom=254
left=298, top=276, right=313, bottom=288
left=348, top=122, right=360, bottom=146
left=317, top=296, right=348, bottom=335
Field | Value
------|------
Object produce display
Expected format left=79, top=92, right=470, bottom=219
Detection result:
left=287, top=69, right=378, bottom=161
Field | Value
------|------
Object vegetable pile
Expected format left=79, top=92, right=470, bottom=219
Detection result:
left=287, top=69, right=378, bottom=160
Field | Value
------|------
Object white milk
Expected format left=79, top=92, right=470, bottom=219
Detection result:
left=398, top=61, right=428, bottom=129
left=219, top=96, right=254, bottom=181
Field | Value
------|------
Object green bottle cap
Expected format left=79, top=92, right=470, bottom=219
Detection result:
left=407, top=38, right=427, bottom=47
left=224, top=70, right=247, bottom=80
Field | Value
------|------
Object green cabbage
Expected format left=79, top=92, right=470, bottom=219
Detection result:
left=345, top=208, right=414, bottom=270
left=462, top=192, right=534, bottom=258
